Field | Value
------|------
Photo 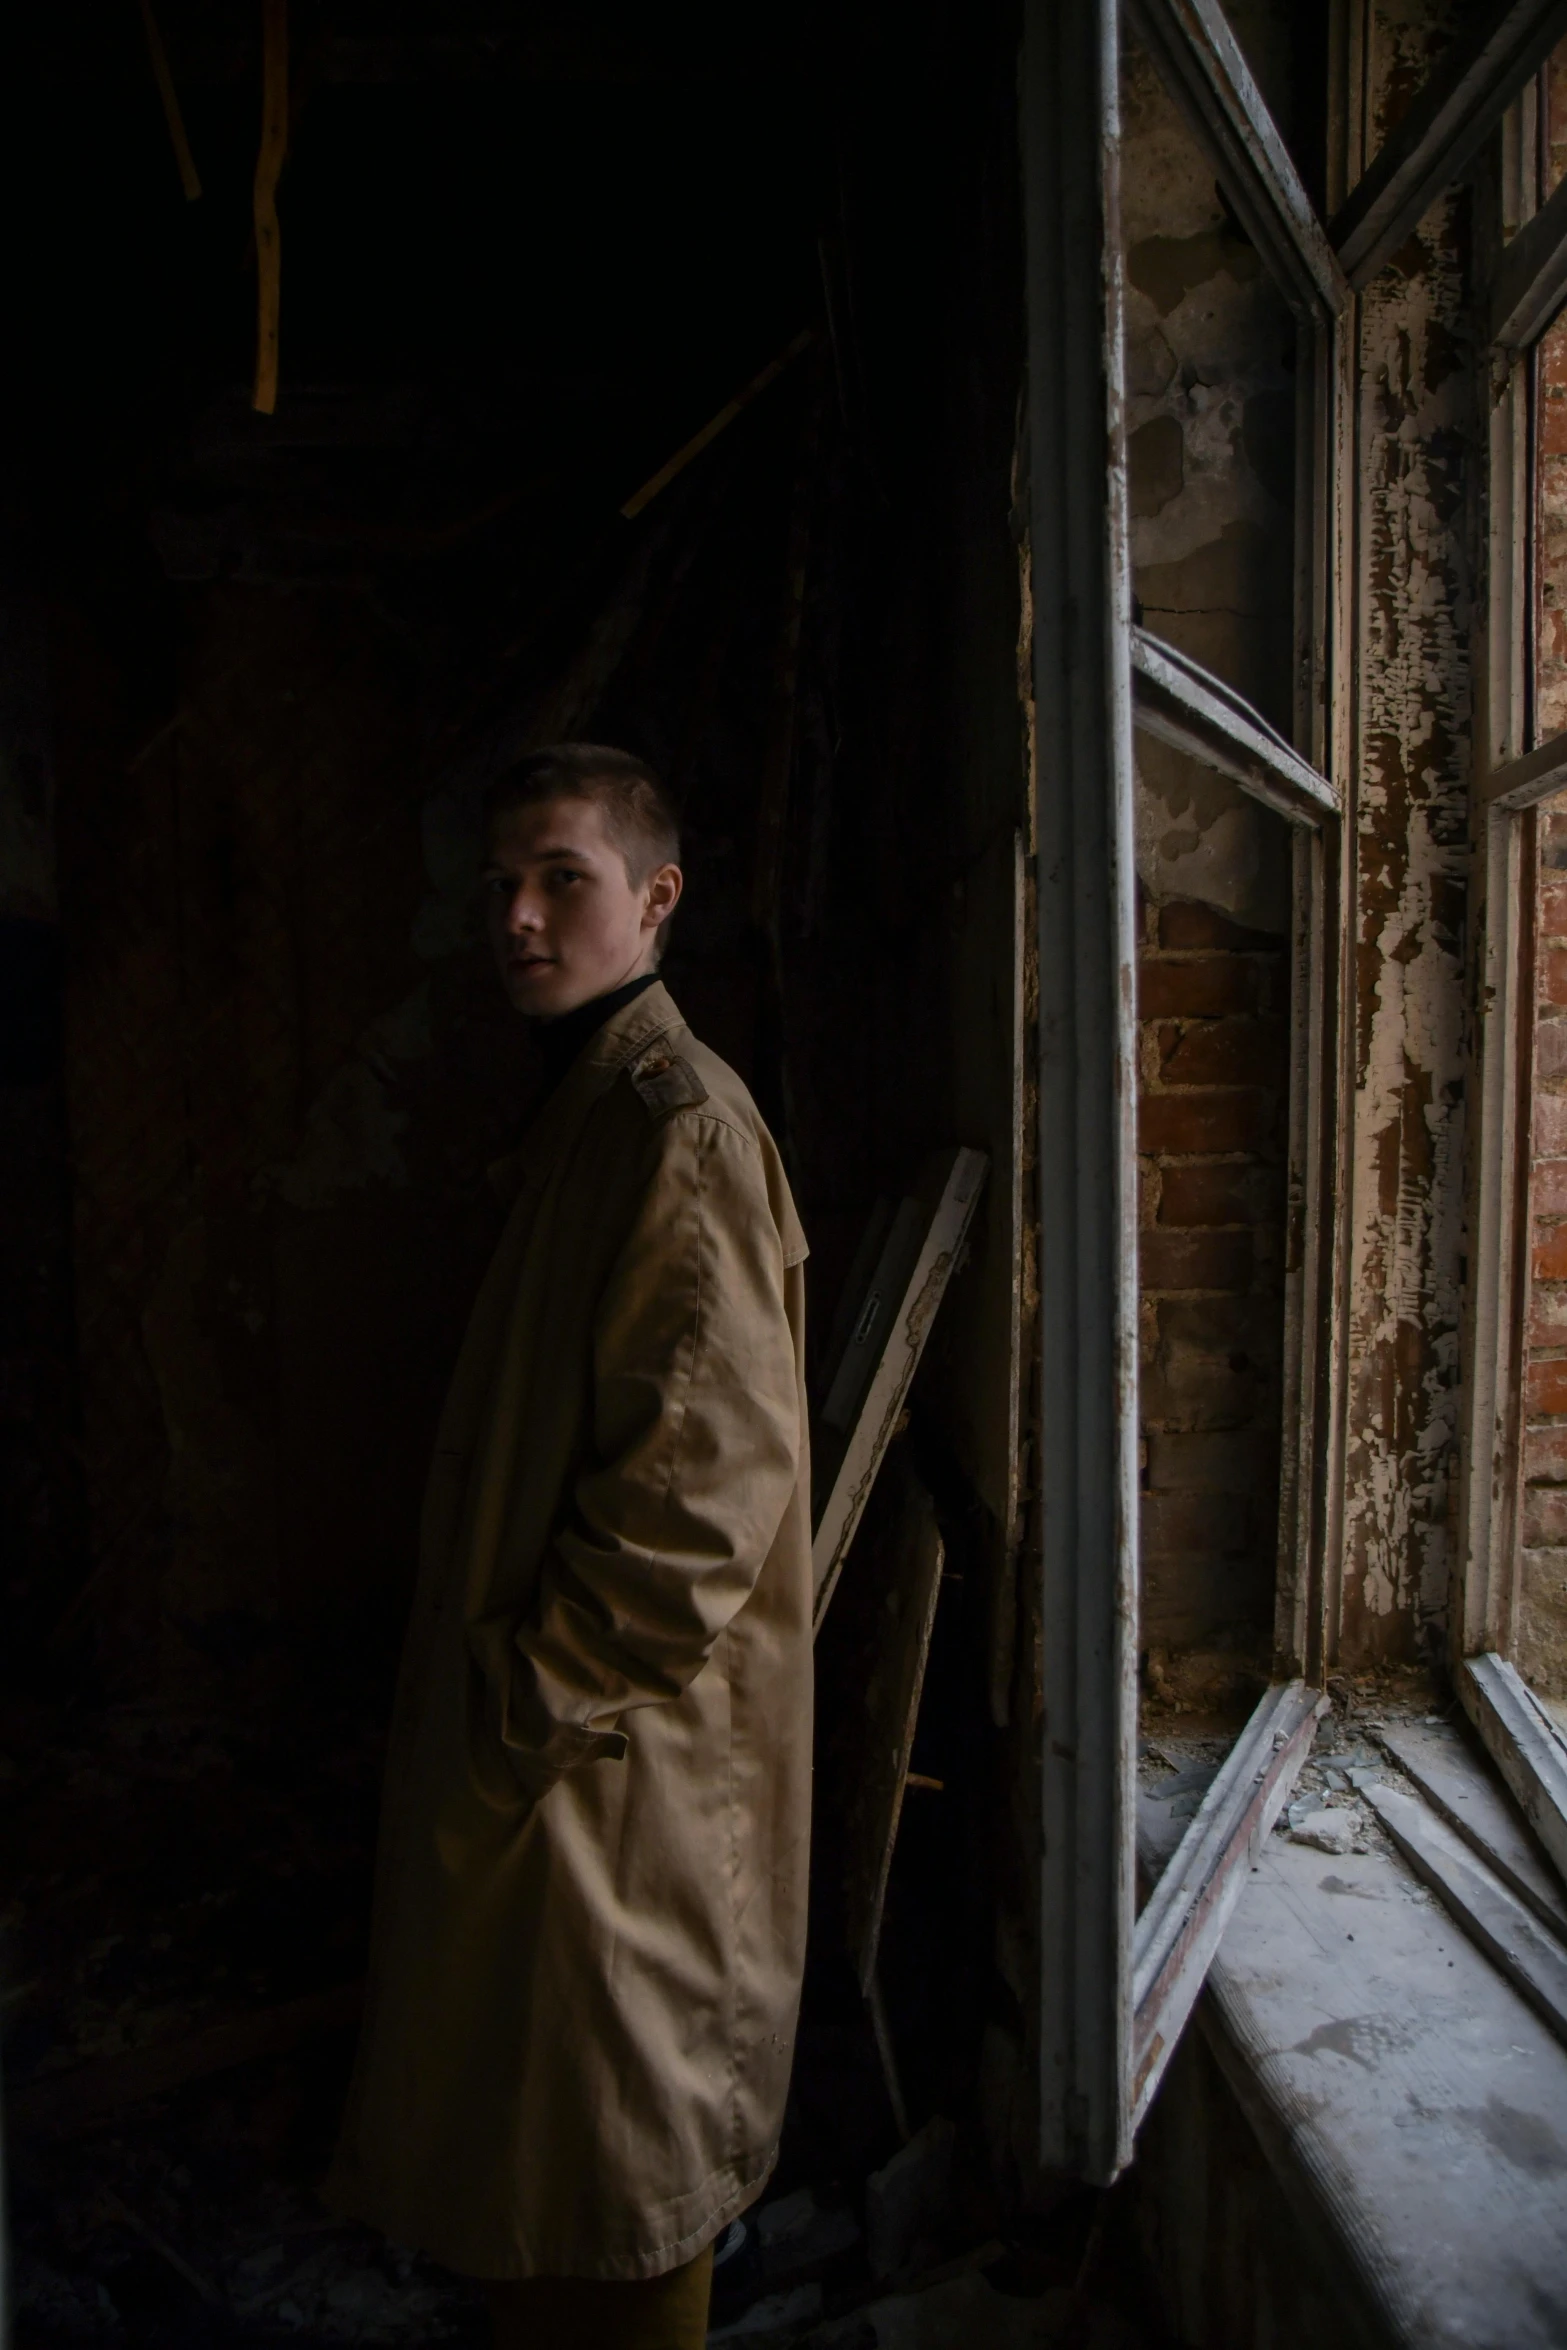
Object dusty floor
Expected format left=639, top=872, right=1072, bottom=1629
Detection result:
left=2, top=1691, right=1174, bottom=2348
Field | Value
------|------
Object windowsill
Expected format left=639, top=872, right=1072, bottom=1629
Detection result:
left=1195, top=1807, right=1567, bottom=2349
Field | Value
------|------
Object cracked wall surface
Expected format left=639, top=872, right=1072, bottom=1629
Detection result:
left=1338, top=0, right=1473, bottom=1665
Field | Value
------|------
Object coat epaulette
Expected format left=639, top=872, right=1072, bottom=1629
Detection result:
left=627, top=1046, right=709, bottom=1118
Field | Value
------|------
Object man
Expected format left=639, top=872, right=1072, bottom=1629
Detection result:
left=328, top=745, right=812, bottom=2350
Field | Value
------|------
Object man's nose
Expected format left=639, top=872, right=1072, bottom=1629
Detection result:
left=506, top=888, right=543, bottom=932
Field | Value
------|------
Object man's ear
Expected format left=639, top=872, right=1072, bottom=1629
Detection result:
left=644, top=862, right=684, bottom=930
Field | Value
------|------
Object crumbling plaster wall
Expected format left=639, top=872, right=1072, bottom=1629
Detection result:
left=1122, top=37, right=1294, bottom=1699
left=1338, top=0, right=1473, bottom=1665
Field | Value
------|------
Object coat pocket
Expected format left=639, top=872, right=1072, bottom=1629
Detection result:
left=464, top=1615, right=628, bottom=1810
left=464, top=1624, right=538, bottom=1811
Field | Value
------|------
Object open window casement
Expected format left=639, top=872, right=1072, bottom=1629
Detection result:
left=1026, top=0, right=1567, bottom=2187
left=1461, top=27, right=1567, bottom=1888
left=1022, top=0, right=1351, bottom=2183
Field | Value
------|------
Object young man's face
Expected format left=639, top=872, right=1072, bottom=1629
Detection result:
left=482, top=794, right=682, bottom=1020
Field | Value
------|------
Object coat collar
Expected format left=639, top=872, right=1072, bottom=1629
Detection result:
left=488, top=981, right=685, bottom=1206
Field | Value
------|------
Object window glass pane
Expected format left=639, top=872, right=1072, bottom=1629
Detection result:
left=1135, top=798, right=1291, bottom=1742
left=1121, top=34, right=1298, bottom=735
left=1121, top=33, right=1297, bottom=1802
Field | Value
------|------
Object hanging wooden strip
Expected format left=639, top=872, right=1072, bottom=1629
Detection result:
left=137, top=0, right=202, bottom=201
left=252, top=0, right=288, bottom=416
left=842, top=1463, right=947, bottom=1996
left=810, top=1146, right=986, bottom=1630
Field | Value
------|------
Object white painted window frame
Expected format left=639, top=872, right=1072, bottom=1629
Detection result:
left=1024, top=0, right=1352, bottom=2183
left=1027, top=0, right=1567, bottom=2189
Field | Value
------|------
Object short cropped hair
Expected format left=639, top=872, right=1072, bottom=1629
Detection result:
left=483, top=744, right=681, bottom=883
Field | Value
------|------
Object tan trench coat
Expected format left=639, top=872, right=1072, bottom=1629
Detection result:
left=327, top=983, right=812, bottom=2282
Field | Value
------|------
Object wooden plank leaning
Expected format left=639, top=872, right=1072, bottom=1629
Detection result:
left=1379, top=1721, right=1567, bottom=1940
left=842, top=1465, right=948, bottom=1996
left=1131, top=1677, right=1327, bottom=2131
left=1365, top=1781, right=1567, bottom=2052
left=1459, top=1652, right=1567, bottom=1889
left=809, top=1146, right=987, bottom=1632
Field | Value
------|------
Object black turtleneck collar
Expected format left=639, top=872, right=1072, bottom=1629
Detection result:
left=533, top=972, right=660, bottom=1100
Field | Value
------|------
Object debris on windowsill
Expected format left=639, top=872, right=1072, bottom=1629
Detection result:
left=1288, top=1807, right=1359, bottom=1855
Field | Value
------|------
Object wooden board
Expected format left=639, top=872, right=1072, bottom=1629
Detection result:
left=1364, top=1783, right=1567, bottom=2050
left=810, top=1147, right=986, bottom=1628
left=842, top=1467, right=947, bottom=1995
left=1201, top=1830, right=1567, bottom=2348
left=1459, top=1652, right=1567, bottom=1887
left=1130, top=1680, right=1325, bottom=2127
left=1380, top=1721, right=1567, bottom=1939
left=1024, top=0, right=1141, bottom=2187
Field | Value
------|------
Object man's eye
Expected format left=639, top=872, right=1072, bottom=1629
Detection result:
left=550, top=869, right=584, bottom=888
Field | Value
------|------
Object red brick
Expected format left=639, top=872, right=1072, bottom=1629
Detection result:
left=1140, top=1091, right=1270, bottom=1155
left=1140, top=1228, right=1252, bottom=1289
left=1157, top=901, right=1283, bottom=952
left=1145, top=1430, right=1256, bottom=1492
left=1540, top=944, right=1567, bottom=1008
left=1527, top=1354, right=1567, bottom=1417
left=1538, top=1092, right=1567, bottom=1155
left=1534, top=1221, right=1567, bottom=1280
left=1157, top=1162, right=1262, bottom=1226
left=1523, top=1484, right=1567, bottom=1545
left=1155, top=1017, right=1286, bottom=1085
left=1141, top=1570, right=1272, bottom=1648
left=1524, top=1423, right=1567, bottom=1481
left=1536, top=1161, right=1567, bottom=1217
left=1157, top=1294, right=1270, bottom=1356
left=1543, top=395, right=1567, bottom=458
left=1541, top=883, right=1567, bottom=939
left=1140, top=1359, right=1256, bottom=1430
left=1537, top=1018, right=1567, bottom=1080
left=1139, top=957, right=1255, bottom=1019
left=1529, top=1280, right=1567, bottom=1346
left=1141, top=1490, right=1250, bottom=1552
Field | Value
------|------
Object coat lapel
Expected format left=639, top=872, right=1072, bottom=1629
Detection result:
left=488, top=982, right=686, bottom=1212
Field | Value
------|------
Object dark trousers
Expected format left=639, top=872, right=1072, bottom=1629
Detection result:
left=484, top=2244, right=714, bottom=2350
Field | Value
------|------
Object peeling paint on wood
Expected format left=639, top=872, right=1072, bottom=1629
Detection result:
left=1340, top=0, right=1474, bottom=1662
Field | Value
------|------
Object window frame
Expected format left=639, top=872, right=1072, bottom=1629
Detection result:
left=1025, top=0, right=1567, bottom=2186
left=1457, top=55, right=1567, bottom=1861
left=1024, top=0, right=1350, bottom=2182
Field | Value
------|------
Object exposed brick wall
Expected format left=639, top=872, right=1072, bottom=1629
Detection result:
left=1519, top=801, right=1567, bottom=1692
left=1137, top=897, right=1290, bottom=1701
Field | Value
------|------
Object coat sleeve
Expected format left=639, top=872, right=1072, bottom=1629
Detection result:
left=471, top=1109, right=802, bottom=1800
